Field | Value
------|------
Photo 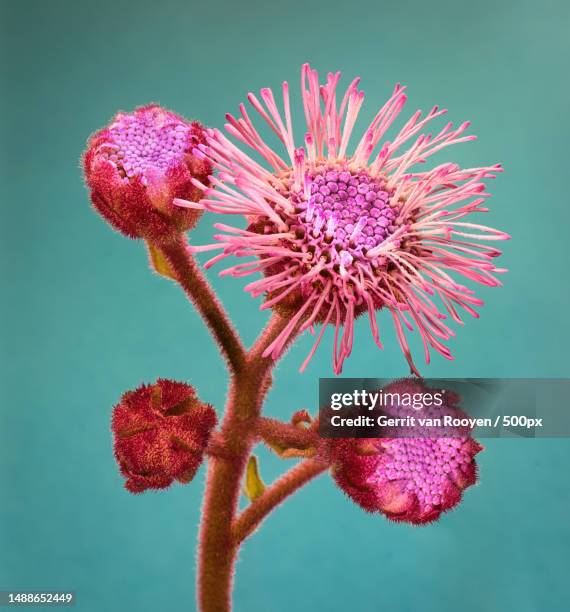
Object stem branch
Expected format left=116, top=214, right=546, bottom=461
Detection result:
left=197, top=313, right=294, bottom=612
left=155, top=236, right=246, bottom=373
left=255, top=416, right=317, bottom=453
left=233, top=458, right=327, bottom=544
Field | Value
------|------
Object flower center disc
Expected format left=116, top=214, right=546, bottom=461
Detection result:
left=375, top=437, right=474, bottom=510
left=103, top=110, right=190, bottom=180
left=293, top=167, right=398, bottom=267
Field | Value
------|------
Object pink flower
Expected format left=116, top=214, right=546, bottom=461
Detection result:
left=112, top=379, right=217, bottom=493
left=178, top=64, right=509, bottom=374
left=328, top=379, right=482, bottom=524
left=83, top=104, right=211, bottom=242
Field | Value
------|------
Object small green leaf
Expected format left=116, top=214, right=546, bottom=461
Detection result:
left=244, top=455, right=266, bottom=501
left=146, top=241, right=177, bottom=280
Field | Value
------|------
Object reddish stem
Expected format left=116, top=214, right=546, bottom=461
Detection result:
left=156, top=236, right=246, bottom=373
left=155, top=237, right=322, bottom=611
left=196, top=314, right=293, bottom=612
left=233, top=458, right=327, bottom=544
left=255, top=416, right=318, bottom=452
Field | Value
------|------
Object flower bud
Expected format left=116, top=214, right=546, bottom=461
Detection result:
left=83, top=104, right=211, bottom=242
left=328, top=379, right=482, bottom=524
left=112, top=379, right=216, bottom=493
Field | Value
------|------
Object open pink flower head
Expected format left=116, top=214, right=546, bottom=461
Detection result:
left=328, top=379, right=482, bottom=524
left=178, top=64, right=509, bottom=374
left=112, top=379, right=217, bottom=493
left=84, top=104, right=211, bottom=242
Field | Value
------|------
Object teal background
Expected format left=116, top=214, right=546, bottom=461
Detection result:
left=1, top=0, right=569, bottom=610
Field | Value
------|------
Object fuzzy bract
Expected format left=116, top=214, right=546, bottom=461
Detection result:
left=112, top=379, right=217, bottom=493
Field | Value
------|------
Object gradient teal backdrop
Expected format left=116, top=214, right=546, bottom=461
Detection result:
left=2, top=0, right=569, bottom=610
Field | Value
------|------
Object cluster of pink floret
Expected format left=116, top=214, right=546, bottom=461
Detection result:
left=332, top=434, right=481, bottom=524
left=82, top=64, right=505, bottom=524
left=298, top=169, right=397, bottom=254
left=178, top=65, right=509, bottom=375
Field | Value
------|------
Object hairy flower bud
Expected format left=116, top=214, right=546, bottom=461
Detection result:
left=328, top=379, right=482, bottom=524
left=83, top=104, right=211, bottom=241
left=112, top=379, right=216, bottom=493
